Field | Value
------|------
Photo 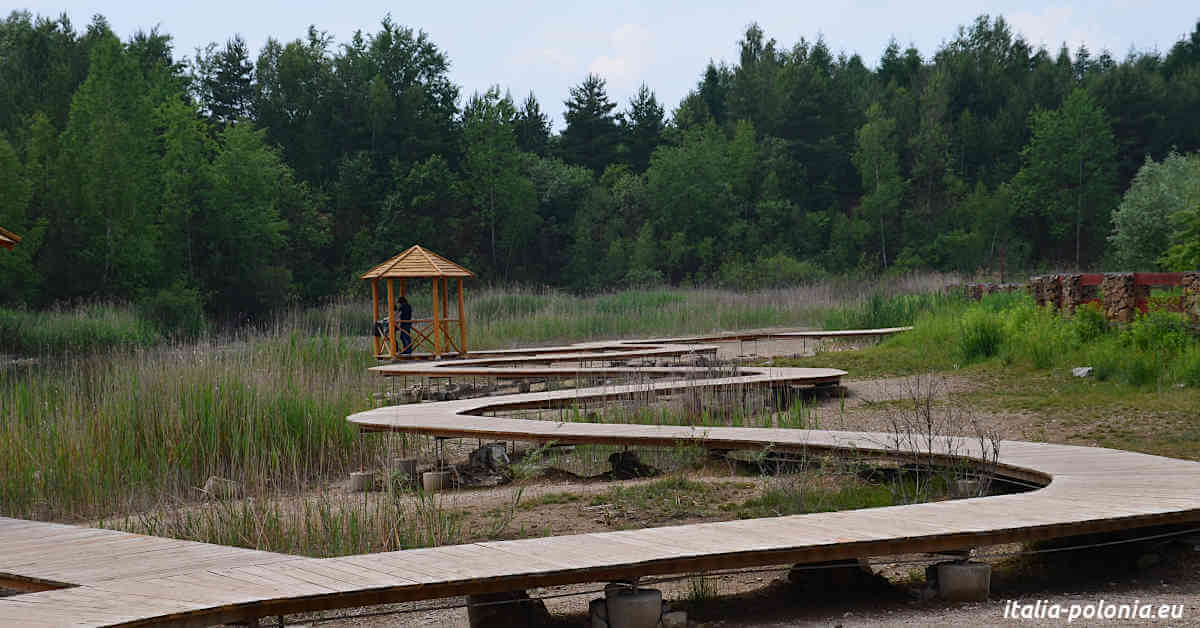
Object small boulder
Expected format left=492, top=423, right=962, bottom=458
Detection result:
left=1072, top=367, right=1094, bottom=378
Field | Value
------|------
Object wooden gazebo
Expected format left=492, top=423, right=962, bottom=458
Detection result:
left=361, top=245, right=474, bottom=360
left=0, top=226, right=19, bottom=250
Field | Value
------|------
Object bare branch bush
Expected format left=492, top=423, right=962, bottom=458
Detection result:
left=881, top=375, right=1001, bottom=503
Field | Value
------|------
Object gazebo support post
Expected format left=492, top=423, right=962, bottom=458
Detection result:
left=399, top=279, right=407, bottom=353
left=432, top=277, right=441, bottom=358
left=441, top=278, right=449, bottom=350
left=458, top=278, right=467, bottom=356
left=372, top=279, right=380, bottom=357
left=387, top=278, right=397, bottom=359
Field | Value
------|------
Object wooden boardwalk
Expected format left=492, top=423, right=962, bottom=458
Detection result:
left=3, top=333, right=1199, bottom=627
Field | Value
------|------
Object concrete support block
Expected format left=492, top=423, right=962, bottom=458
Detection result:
left=591, top=586, right=662, bottom=628
left=392, top=458, right=418, bottom=488
left=349, top=471, right=374, bottom=492
left=422, top=471, right=452, bottom=492
left=936, top=562, right=991, bottom=601
left=661, top=610, right=688, bottom=628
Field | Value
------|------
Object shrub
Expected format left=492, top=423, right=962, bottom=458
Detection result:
left=1004, top=306, right=1071, bottom=369
left=825, top=292, right=960, bottom=330
left=0, top=302, right=159, bottom=355
left=141, top=282, right=207, bottom=338
left=1171, top=345, right=1200, bottom=387
left=958, top=308, right=1005, bottom=362
left=717, top=254, right=827, bottom=290
left=1088, top=337, right=1162, bottom=387
left=1072, top=302, right=1110, bottom=343
left=1126, top=310, right=1188, bottom=354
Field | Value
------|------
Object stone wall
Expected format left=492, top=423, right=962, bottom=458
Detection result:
left=1184, top=272, right=1200, bottom=327
left=1060, top=274, right=1082, bottom=314
left=1100, top=273, right=1138, bottom=323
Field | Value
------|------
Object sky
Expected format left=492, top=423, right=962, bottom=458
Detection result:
left=13, top=1, right=1199, bottom=130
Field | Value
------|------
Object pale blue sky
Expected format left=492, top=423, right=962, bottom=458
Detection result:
left=14, top=1, right=1199, bottom=129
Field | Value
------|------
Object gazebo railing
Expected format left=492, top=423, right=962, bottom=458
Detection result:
left=374, top=317, right=465, bottom=359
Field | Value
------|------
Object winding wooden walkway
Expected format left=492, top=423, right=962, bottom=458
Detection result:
left=3, top=332, right=1199, bottom=627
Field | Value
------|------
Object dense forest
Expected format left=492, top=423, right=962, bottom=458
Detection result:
left=1, top=11, right=1199, bottom=320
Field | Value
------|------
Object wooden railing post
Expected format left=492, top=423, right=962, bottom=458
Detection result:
left=432, top=277, right=441, bottom=357
left=372, top=278, right=380, bottom=356
left=458, top=278, right=467, bottom=356
left=387, top=278, right=397, bottom=358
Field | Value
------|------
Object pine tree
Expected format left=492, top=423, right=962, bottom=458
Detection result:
left=560, top=74, right=621, bottom=172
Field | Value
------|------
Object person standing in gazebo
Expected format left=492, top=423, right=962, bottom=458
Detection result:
left=397, top=296, right=413, bottom=354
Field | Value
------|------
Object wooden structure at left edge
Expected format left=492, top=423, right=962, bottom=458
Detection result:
left=0, top=226, right=19, bottom=250
left=361, top=245, right=474, bottom=360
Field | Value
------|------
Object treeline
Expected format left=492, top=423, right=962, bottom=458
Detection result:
left=1, top=11, right=1200, bottom=320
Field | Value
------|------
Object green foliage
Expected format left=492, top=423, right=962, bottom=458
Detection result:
left=1071, top=303, right=1110, bottom=343
left=823, top=292, right=956, bottom=330
left=733, top=479, right=895, bottom=518
left=461, top=87, right=539, bottom=279
left=1172, top=345, right=1200, bottom=387
left=140, top=281, right=207, bottom=338
left=1126, top=310, right=1189, bottom=353
left=959, top=308, right=1005, bottom=362
left=560, top=74, right=622, bottom=172
left=717, top=254, right=827, bottom=290
left=1109, top=152, right=1200, bottom=269
left=201, top=124, right=294, bottom=314
left=0, top=302, right=159, bottom=355
left=2, top=11, right=1199, bottom=312
left=853, top=103, right=906, bottom=269
left=1012, top=88, right=1118, bottom=268
left=0, top=136, right=43, bottom=304
left=1001, top=305, right=1068, bottom=369
left=862, top=293, right=1200, bottom=388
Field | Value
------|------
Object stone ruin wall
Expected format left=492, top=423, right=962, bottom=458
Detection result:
left=962, top=272, right=1199, bottom=325
left=1184, top=272, right=1200, bottom=327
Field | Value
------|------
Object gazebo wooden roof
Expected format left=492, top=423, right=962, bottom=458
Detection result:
left=362, top=245, right=473, bottom=360
left=360, top=245, right=474, bottom=279
left=0, top=226, right=19, bottom=250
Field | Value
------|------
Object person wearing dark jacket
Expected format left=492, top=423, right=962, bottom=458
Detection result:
left=397, top=296, right=413, bottom=354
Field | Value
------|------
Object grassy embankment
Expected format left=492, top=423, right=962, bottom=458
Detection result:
left=780, top=291, right=1200, bottom=459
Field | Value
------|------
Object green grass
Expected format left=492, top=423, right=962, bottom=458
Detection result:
left=822, top=291, right=969, bottom=330
left=0, top=330, right=378, bottom=520
left=589, top=477, right=751, bottom=521
left=730, top=480, right=897, bottom=518
left=961, top=367, right=1200, bottom=460
left=0, top=302, right=160, bottom=355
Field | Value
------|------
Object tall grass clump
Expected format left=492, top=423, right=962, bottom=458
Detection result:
left=0, top=302, right=160, bottom=355
left=958, top=308, right=1005, bottom=362
left=0, top=326, right=378, bottom=521
left=1000, top=304, right=1071, bottom=369
left=878, top=290, right=1200, bottom=389
left=823, top=291, right=961, bottom=330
